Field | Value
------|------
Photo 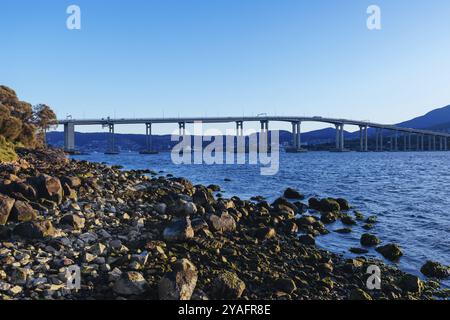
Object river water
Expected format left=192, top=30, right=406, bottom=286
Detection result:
left=71, top=151, right=450, bottom=288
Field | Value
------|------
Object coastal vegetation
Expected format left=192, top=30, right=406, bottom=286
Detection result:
left=0, top=85, right=57, bottom=162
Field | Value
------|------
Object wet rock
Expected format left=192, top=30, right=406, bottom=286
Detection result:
left=350, top=247, right=369, bottom=254
left=60, top=214, right=85, bottom=230
left=336, top=198, right=350, bottom=211
left=341, top=215, right=356, bottom=226
left=208, top=212, right=236, bottom=233
left=158, top=259, right=198, bottom=300
left=207, top=185, right=221, bottom=192
left=0, top=194, right=15, bottom=225
left=308, top=197, right=321, bottom=211
left=349, top=288, right=372, bottom=300
left=420, top=261, right=450, bottom=279
left=11, top=200, right=37, bottom=222
left=360, top=233, right=381, bottom=247
left=319, top=198, right=340, bottom=212
left=113, top=271, right=148, bottom=296
left=13, top=220, right=57, bottom=239
left=283, top=188, right=304, bottom=200
left=334, top=228, right=352, bottom=234
left=376, top=244, right=403, bottom=261
left=163, top=217, right=195, bottom=242
left=273, top=278, right=296, bottom=294
left=211, top=271, right=246, bottom=299
left=298, top=234, right=315, bottom=246
left=399, top=274, right=424, bottom=293
left=297, top=216, right=316, bottom=226
left=321, top=212, right=336, bottom=224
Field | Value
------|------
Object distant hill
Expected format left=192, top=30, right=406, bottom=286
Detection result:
left=48, top=105, right=450, bottom=151
left=397, top=105, right=450, bottom=130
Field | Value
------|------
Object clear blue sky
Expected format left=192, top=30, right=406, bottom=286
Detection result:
left=2, top=0, right=450, bottom=134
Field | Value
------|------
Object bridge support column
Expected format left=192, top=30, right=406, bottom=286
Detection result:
left=359, top=126, right=368, bottom=152
left=333, top=124, right=346, bottom=152
left=433, top=136, right=436, bottom=151
left=445, top=138, right=448, bottom=151
left=408, top=133, right=412, bottom=151
left=428, top=135, right=432, bottom=151
left=140, top=123, right=158, bottom=154
left=335, top=124, right=340, bottom=150
left=259, top=121, right=269, bottom=153
left=364, top=126, right=368, bottom=152
left=105, top=124, right=118, bottom=154
left=394, top=131, right=399, bottom=151
left=379, top=129, right=383, bottom=151
left=440, top=137, right=444, bottom=151
left=375, top=129, right=378, bottom=151
left=178, top=122, right=186, bottom=137
left=64, top=122, right=76, bottom=153
left=288, top=122, right=305, bottom=153
left=236, top=121, right=245, bottom=154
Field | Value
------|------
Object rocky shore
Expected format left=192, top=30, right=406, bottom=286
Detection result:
left=0, top=148, right=449, bottom=300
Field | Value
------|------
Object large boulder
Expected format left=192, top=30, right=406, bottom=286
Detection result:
left=420, top=261, right=450, bottom=279
left=113, top=271, right=148, bottom=296
left=211, top=271, right=246, bottom=299
left=208, top=212, right=236, bottom=233
left=163, top=217, right=195, bottom=242
left=336, top=198, right=350, bottom=211
left=376, top=244, right=403, bottom=261
left=273, top=278, right=297, bottom=294
left=309, top=198, right=341, bottom=212
left=30, top=174, right=63, bottom=204
left=192, top=186, right=215, bottom=206
left=158, top=259, right=198, bottom=300
left=13, top=220, right=57, bottom=239
left=360, top=233, right=381, bottom=247
left=0, top=193, right=15, bottom=225
left=283, top=188, right=304, bottom=200
left=399, top=274, right=424, bottom=293
left=60, top=176, right=82, bottom=188
left=11, top=200, right=37, bottom=222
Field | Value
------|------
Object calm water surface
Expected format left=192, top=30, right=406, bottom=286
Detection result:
left=72, top=151, right=450, bottom=288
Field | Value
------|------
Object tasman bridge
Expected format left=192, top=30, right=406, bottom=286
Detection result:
left=57, top=116, right=450, bottom=154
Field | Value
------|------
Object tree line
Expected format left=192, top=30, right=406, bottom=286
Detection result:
left=0, top=85, right=57, bottom=149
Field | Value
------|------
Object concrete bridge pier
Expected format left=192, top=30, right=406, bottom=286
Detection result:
left=428, top=135, right=432, bottom=151
left=394, top=131, right=399, bottom=151
left=64, top=122, right=76, bottom=153
left=140, top=123, right=158, bottom=154
left=420, top=135, right=425, bottom=151
left=105, top=123, right=118, bottom=154
left=408, top=133, right=412, bottom=151
left=178, top=122, right=186, bottom=137
left=439, top=137, right=444, bottom=151
left=287, top=121, right=305, bottom=153
left=259, top=121, right=269, bottom=153
left=433, top=136, right=436, bottom=151
left=334, top=124, right=345, bottom=152
left=359, top=126, right=368, bottom=152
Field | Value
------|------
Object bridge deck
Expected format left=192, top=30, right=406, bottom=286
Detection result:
left=57, top=116, right=450, bottom=137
